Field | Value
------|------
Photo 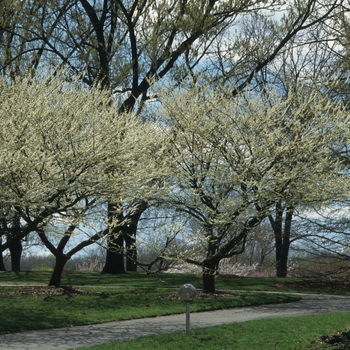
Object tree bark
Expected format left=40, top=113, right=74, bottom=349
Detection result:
left=125, top=231, right=137, bottom=272
left=124, top=207, right=146, bottom=272
left=49, top=254, right=69, bottom=287
left=0, top=236, right=6, bottom=271
left=102, top=204, right=126, bottom=274
left=9, top=237, right=22, bottom=272
left=7, top=212, right=23, bottom=272
left=276, top=208, right=293, bottom=277
left=103, top=202, right=147, bottom=273
left=269, top=203, right=294, bottom=278
left=202, top=260, right=217, bottom=293
left=202, top=234, right=218, bottom=293
left=0, top=251, right=5, bottom=271
left=101, top=233, right=125, bottom=274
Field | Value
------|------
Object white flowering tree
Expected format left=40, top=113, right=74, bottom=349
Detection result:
left=153, top=83, right=349, bottom=292
left=0, top=0, right=344, bottom=274
left=0, top=72, right=162, bottom=286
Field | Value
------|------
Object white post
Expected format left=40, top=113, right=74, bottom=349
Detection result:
left=186, top=301, right=191, bottom=335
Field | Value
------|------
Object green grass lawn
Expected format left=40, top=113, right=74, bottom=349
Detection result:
left=0, top=270, right=349, bottom=350
left=0, top=286, right=300, bottom=334
left=0, top=270, right=347, bottom=295
left=73, top=313, right=350, bottom=350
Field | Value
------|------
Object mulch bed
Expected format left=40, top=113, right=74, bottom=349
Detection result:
left=155, top=290, right=235, bottom=301
left=2, top=278, right=350, bottom=298
left=310, top=331, right=350, bottom=349
left=0, top=286, right=235, bottom=299
left=1, top=286, right=104, bottom=296
left=274, top=279, right=350, bottom=292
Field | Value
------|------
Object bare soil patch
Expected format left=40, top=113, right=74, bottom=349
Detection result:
left=155, top=290, right=235, bottom=301
left=274, top=279, right=350, bottom=293
left=307, top=330, right=350, bottom=349
left=1, top=286, right=104, bottom=296
left=1, top=286, right=234, bottom=299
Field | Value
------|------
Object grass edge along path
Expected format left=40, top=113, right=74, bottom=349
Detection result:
left=73, top=312, right=350, bottom=350
left=0, top=286, right=301, bottom=335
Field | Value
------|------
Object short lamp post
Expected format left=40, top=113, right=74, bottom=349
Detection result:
left=179, top=283, right=197, bottom=335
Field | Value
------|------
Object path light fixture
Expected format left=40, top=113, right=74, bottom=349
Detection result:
left=179, top=283, right=197, bottom=335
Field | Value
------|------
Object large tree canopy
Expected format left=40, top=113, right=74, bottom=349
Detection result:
left=0, top=71, right=162, bottom=284
left=0, top=0, right=344, bottom=108
left=0, top=0, right=347, bottom=279
left=151, top=82, right=350, bottom=292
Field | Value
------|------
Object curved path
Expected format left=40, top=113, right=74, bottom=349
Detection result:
left=1, top=293, right=350, bottom=350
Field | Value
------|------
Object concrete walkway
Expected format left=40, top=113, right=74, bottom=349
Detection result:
left=1, top=293, right=350, bottom=350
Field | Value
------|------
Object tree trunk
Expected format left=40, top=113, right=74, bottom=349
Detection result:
left=49, top=254, right=69, bottom=287
left=277, top=208, right=293, bottom=277
left=202, top=228, right=219, bottom=293
left=102, top=203, right=126, bottom=274
left=101, top=233, right=125, bottom=274
left=8, top=213, right=22, bottom=272
left=0, top=237, right=6, bottom=271
left=103, top=202, right=147, bottom=273
left=124, top=207, right=146, bottom=271
left=276, top=252, right=289, bottom=277
left=0, top=253, right=5, bottom=271
left=9, top=237, right=22, bottom=272
left=269, top=203, right=294, bottom=278
left=125, top=232, right=137, bottom=272
left=202, top=262, right=216, bottom=293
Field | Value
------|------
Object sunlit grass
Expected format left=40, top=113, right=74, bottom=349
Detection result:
left=0, top=286, right=299, bottom=334
left=0, top=269, right=347, bottom=346
left=74, top=313, right=350, bottom=350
